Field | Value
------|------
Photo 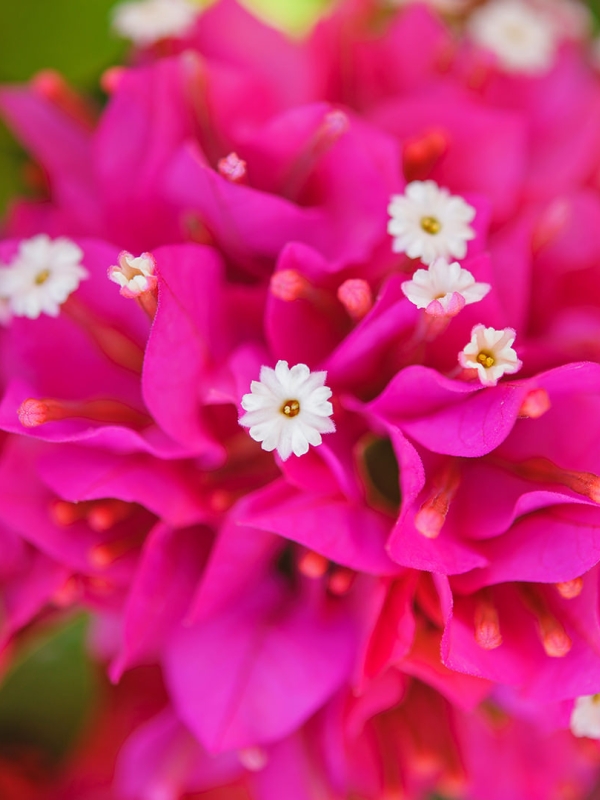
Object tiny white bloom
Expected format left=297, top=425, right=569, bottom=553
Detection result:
left=388, top=181, right=476, bottom=265
left=570, top=695, right=600, bottom=739
left=239, top=361, right=335, bottom=461
left=459, top=324, right=522, bottom=386
left=401, top=257, right=490, bottom=316
left=467, top=0, right=556, bottom=75
left=108, top=251, right=157, bottom=298
left=0, top=234, right=88, bottom=319
left=112, top=0, right=198, bottom=46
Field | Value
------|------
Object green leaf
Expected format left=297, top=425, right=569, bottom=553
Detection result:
left=0, top=0, right=125, bottom=88
left=0, top=616, right=97, bottom=763
left=0, top=121, right=27, bottom=219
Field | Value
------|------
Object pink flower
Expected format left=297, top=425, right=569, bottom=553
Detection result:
left=2, top=0, right=600, bottom=796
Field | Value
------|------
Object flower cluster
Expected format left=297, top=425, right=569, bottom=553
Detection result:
left=1, top=0, right=600, bottom=797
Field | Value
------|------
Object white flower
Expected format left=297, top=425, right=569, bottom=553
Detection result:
left=401, top=257, right=490, bottom=316
left=108, top=251, right=157, bottom=298
left=459, top=324, right=522, bottom=386
left=467, top=0, right=556, bottom=75
left=112, top=0, right=198, bottom=46
left=388, top=181, right=476, bottom=265
left=239, top=361, right=335, bottom=461
left=570, top=695, right=600, bottom=739
left=0, top=234, right=88, bottom=319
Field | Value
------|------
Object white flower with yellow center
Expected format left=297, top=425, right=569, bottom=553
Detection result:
left=467, top=0, right=556, bottom=75
left=239, top=361, right=335, bottom=461
left=388, top=181, right=476, bottom=265
left=570, top=695, right=600, bottom=739
left=402, top=257, right=490, bottom=317
left=459, top=324, right=522, bottom=386
left=112, top=0, right=199, bottom=46
left=0, top=234, right=88, bottom=319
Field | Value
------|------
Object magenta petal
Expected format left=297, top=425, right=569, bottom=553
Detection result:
left=488, top=216, right=533, bottom=331
left=164, top=578, right=355, bottom=751
left=110, top=523, right=212, bottom=680
left=94, top=56, right=196, bottom=249
left=373, top=87, right=527, bottom=224
left=0, top=438, right=133, bottom=579
left=387, top=515, right=489, bottom=575
left=389, top=427, right=426, bottom=524
left=116, top=708, right=242, bottom=798
left=250, top=734, right=322, bottom=800
left=142, top=244, right=228, bottom=464
left=443, top=576, right=600, bottom=703
left=38, top=445, right=209, bottom=527
left=359, top=575, right=418, bottom=682
left=369, top=366, right=528, bottom=457
left=186, top=519, right=281, bottom=624
left=234, top=480, right=399, bottom=575
left=192, top=0, right=316, bottom=110
left=266, top=243, right=348, bottom=366
left=472, top=504, right=600, bottom=587
left=522, top=575, right=600, bottom=702
left=0, top=379, right=190, bottom=458
left=166, top=143, right=327, bottom=267
left=325, top=276, right=418, bottom=392
left=440, top=581, right=547, bottom=687
left=1, top=549, right=67, bottom=645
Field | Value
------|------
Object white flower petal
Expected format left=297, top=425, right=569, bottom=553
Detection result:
left=239, top=360, right=335, bottom=460
left=571, top=696, right=600, bottom=739
left=467, top=0, right=556, bottom=74
left=459, top=324, right=522, bottom=386
left=0, top=235, right=88, bottom=321
left=112, top=0, right=198, bottom=45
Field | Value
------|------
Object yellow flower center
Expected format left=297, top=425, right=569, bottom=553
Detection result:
left=477, top=351, right=495, bottom=368
left=281, top=399, right=300, bottom=418
left=420, top=216, right=442, bottom=235
left=35, top=269, right=51, bottom=285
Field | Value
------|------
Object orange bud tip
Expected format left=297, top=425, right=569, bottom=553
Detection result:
left=337, top=279, right=373, bottom=322
left=543, top=629, right=572, bottom=658
left=518, top=388, right=551, bottom=419
left=298, top=550, right=329, bottom=579
left=415, top=507, right=444, bottom=538
left=474, top=598, right=503, bottom=650
left=100, top=67, right=125, bottom=94
left=475, top=623, right=503, bottom=650
left=89, top=545, right=114, bottom=569
left=328, top=567, right=355, bottom=595
left=555, top=578, right=584, bottom=599
left=18, top=399, right=49, bottom=427
left=50, top=501, right=83, bottom=526
left=270, top=269, right=309, bottom=302
left=31, top=69, right=64, bottom=98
